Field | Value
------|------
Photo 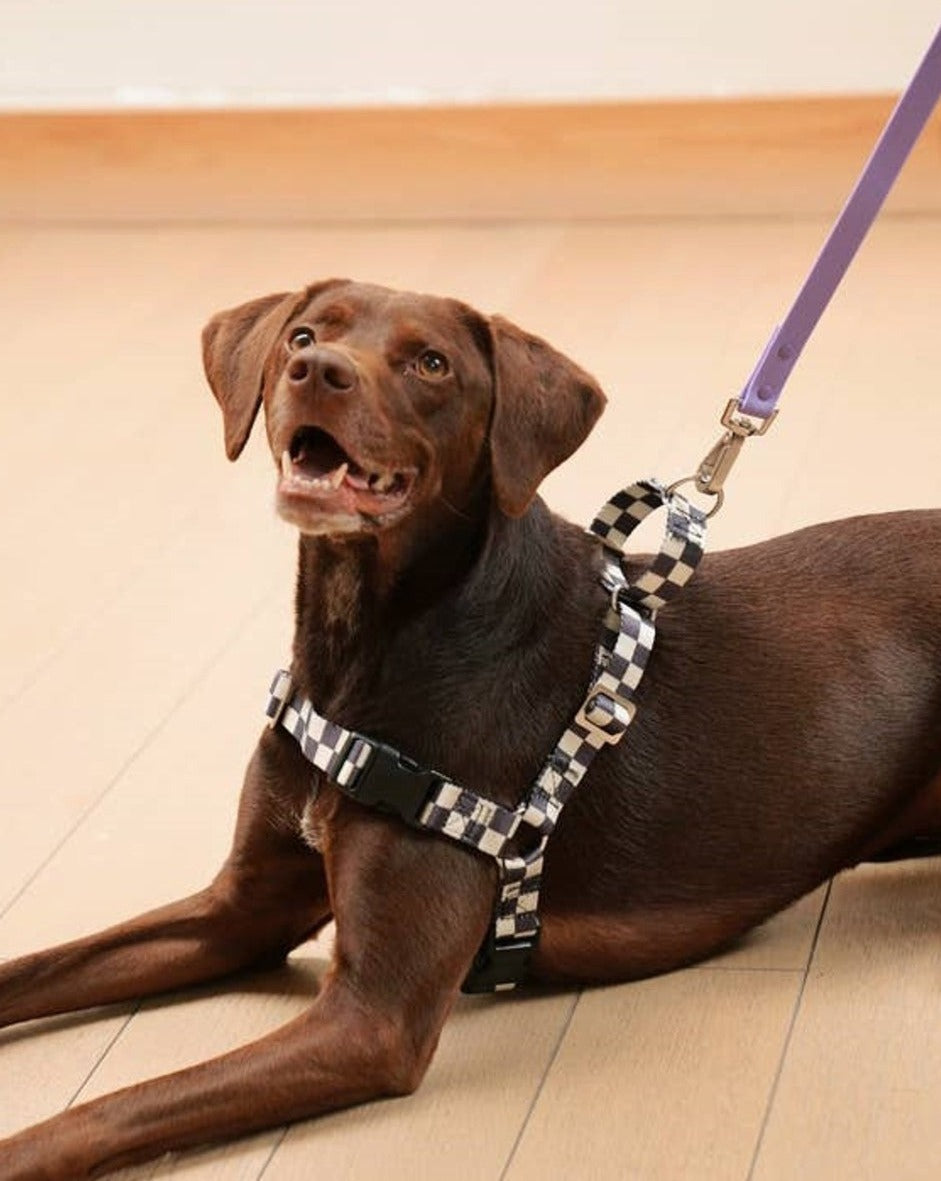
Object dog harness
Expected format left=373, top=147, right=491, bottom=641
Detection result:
left=266, top=480, right=706, bottom=992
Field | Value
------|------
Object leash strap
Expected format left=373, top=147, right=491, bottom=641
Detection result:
left=266, top=480, right=706, bottom=992
left=673, top=24, right=941, bottom=516
left=738, top=22, right=941, bottom=420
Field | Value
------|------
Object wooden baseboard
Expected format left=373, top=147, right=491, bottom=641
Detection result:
left=2, top=98, right=938, bottom=222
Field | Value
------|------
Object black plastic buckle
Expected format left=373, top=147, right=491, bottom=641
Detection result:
left=461, top=920, right=540, bottom=994
left=345, top=741, right=441, bottom=827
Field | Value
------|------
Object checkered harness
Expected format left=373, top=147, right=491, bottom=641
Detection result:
left=265, top=479, right=706, bottom=992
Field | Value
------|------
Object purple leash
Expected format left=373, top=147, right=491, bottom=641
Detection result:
left=677, top=21, right=941, bottom=512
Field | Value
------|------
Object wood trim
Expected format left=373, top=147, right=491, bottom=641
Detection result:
left=2, top=98, right=939, bottom=222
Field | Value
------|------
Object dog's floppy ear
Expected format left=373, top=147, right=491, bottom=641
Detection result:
left=201, top=290, right=303, bottom=461
left=488, top=316, right=606, bottom=517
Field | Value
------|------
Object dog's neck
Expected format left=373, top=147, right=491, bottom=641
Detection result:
left=290, top=496, right=578, bottom=720
left=291, top=494, right=491, bottom=705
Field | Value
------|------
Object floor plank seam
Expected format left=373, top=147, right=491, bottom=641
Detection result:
left=255, top=1126, right=290, bottom=1179
left=743, top=878, right=833, bottom=1181
left=65, top=1001, right=142, bottom=1110
left=690, top=963, right=804, bottom=974
left=0, top=507, right=202, bottom=726
left=497, top=989, right=582, bottom=1181
left=0, top=581, right=279, bottom=927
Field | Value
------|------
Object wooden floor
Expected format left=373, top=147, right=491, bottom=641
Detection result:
left=0, top=214, right=939, bottom=1179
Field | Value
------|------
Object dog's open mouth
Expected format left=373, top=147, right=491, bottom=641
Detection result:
left=277, top=426, right=416, bottom=529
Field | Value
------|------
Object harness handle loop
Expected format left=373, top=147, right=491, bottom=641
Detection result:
left=589, top=479, right=707, bottom=608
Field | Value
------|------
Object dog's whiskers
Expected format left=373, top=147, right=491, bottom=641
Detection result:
left=440, top=495, right=473, bottom=522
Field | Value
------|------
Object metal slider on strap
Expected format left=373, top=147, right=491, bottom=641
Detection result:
left=576, top=677, right=635, bottom=745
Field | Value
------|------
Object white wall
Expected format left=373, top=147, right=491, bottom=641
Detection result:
left=1, top=1, right=938, bottom=110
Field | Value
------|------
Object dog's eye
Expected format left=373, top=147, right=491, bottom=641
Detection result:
left=288, top=327, right=316, bottom=350
left=415, top=350, right=450, bottom=380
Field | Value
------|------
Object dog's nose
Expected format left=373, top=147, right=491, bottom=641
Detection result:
left=287, top=347, right=357, bottom=394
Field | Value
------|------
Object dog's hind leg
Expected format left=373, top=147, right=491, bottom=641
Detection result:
left=0, top=739, right=330, bottom=1030
left=857, top=765, right=941, bottom=865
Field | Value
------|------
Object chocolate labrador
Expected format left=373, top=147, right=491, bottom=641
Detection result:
left=1, top=280, right=939, bottom=1179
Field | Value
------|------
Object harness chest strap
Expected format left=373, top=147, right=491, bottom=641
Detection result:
left=266, top=480, right=706, bottom=993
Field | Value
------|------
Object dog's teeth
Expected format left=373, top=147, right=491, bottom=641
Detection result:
left=281, top=450, right=292, bottom=478
left=328, top=463, right=349, bottom=491
left=372, top=473, right=396, bottom=494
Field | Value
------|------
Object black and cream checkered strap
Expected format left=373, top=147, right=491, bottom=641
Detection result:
left=265, top=672, right=523, bottom=841
left=265, top=477, right=706, bottom=993
left=589, top=478, right=707, bottom=610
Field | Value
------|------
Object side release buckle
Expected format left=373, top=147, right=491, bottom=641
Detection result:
left=345, top=741, right=442, bottom=827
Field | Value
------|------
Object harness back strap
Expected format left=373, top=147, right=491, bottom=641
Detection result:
left=266, top=480, right=706, bottom=992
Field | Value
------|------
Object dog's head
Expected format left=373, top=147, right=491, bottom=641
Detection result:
left=202, top=279, right=605, bottom=536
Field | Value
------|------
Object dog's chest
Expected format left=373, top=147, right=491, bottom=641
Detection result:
left=299, top=795, right=327, bottom=852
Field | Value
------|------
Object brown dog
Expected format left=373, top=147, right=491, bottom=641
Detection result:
left=1, top=279, right=939, bottom=1178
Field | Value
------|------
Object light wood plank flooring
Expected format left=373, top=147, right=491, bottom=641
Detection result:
left=1, top=216, right=939, bottom=1179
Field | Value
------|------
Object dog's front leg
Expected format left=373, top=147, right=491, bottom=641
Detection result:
left=0, top=808, right=493, bottom=1180
left=0, top=738, right=329, bottom=1030
left=0, top=981, right=423, bottom=1181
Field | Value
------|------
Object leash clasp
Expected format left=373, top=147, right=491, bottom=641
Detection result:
left=670, top=398, right=777, bottom=516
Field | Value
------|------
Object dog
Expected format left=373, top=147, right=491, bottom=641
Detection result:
left=1, top=279, right=939, bottom=1179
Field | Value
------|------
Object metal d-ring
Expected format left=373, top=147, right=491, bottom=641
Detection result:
left=665, top=476, right=725, bottom=518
